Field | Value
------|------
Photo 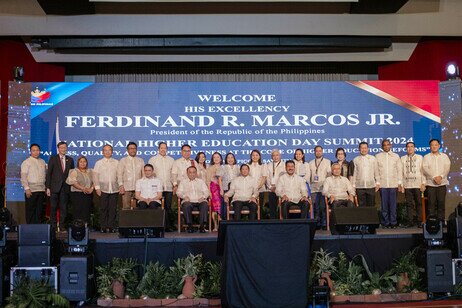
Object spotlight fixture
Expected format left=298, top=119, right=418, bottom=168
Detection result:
left=446, top=63, right=460, bottom=80
left=68, top=219, right=89, bottom=253
left=424, top=215, right=444, bottom=247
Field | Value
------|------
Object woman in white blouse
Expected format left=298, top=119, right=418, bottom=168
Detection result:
left=294, top=148, right=311, bottom=186
left=66, top=156, right=94, bottom=224
left=248, top=149, right=267, bottom=209
left=194, top=152, right=208, bottom=180
left=217, top=152, right=240, bottom=220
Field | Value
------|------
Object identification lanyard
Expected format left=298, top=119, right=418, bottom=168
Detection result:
left=315, top=157, right=324, bottom=175
left=273, top=161, right=281, bottom=176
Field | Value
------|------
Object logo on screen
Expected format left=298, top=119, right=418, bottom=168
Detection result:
left=31, top=87, right=52, bottom=105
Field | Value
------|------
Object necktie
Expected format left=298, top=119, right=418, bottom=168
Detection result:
left=61, top=156, right=65, bottom=172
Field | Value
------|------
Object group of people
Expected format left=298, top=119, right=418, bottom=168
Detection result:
left=20, top=138, right=450, bottom=232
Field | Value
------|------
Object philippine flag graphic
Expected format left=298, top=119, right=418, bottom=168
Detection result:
left=31, top=87, right=51, bottom=103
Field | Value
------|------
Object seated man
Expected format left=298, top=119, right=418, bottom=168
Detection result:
left=276, top=160, right=310, bottom=219
left=322, top=163, right=356, bottom=208
left=224, top=164, right=258, bottom=221
left=135, top=164, right=163, bottom=209
left=177, top=166, right=210, bottom=233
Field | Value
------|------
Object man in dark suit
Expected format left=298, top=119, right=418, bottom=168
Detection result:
left=46, top=141, right=74, bottom=230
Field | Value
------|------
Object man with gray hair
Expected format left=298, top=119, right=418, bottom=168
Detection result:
left=266, top=148, right=285, bottom=219
left=323, top=163, right=356, bottom=208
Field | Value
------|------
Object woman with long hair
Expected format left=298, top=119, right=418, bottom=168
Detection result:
left=194, top=151, right=207, bottom=180
left=248, top=149, right=267, bottom=209
left=66, top=156, right=94, bottom=224
left=217, top=152, right=240, bottom=220
left=206, top=152, right=223, bottom=231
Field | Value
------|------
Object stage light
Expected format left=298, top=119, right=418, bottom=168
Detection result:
left=424, top=215, right=444, bottom=247
left=446, top=63, right=460, bottom=80
left=12, top=66, right=24, bottom=82
left=68, top=219, right=89, bottom=253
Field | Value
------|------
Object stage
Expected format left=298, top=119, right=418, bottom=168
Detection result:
left=6, top=226, right=425, bottom=274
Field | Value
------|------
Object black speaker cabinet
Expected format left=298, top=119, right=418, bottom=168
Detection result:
left=60, top=255, right=94, bottom=301
left=331, top=207, right=380, bottom=235
left=18, top=224, right=51, bottom=246
left=119, top=209, right=165, bottom=238
left=18, top=246, right=51, bottom=267
left=427, top=249, right=453, bottom=294
left=448, top=216, right=462, bottom=238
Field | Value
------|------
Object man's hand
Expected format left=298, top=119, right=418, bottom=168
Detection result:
left=25, top=189, right=32, bottom=198
left=328, top=196, right=336, bottom=204
left=420, top=184, right=426, bottom=192
left=173, top=185, right=178, bottom=195
left=281, top=195, right=289, bottom=202
left=375, top=184, right=380, bottom=192
left=270, top=185, right=276, bottom=193
left=46, top=188, right=51, bottom=197
left=96, top=189, right=102, bottom=197
left=250, top=197, right=257, bottom=204
left=198, top=197, right=205, bottom=203
left=224, top=196, right=229, bottom=204
left=119, top=186, right=125, bottom=195
left=433, top=176, right=442, bottom=186
left=398, top=185, right=404, bottom=193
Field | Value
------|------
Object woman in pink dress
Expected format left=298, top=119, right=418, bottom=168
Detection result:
left=206, top=152, right=223, bottom=231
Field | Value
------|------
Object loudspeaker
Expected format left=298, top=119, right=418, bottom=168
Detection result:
left=119, top=209, right=165, bottom=227
left=18, top=246, right=51, bottom=267
left=427, top=249, right=453, bottom=294
left=18, top=224, right=51, bottom=246
left=119, top=209, right=165, bottom=237
left=331, top=207, right=380, bottom=235
left=448, top=217, right=462, bottom=238
left=60, top=255, right=94, bottom=301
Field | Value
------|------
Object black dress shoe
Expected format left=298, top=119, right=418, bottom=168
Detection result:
left=100, top=228, right=106, bottom=233
left=199, top=225, right=206, bottom=233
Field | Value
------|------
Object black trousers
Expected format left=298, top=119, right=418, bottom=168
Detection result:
left=99, top=192, right=118, bottom=229
left=281, top=200, right=309, bottom=219
left=182, top=201, right=208, bottom=225
left=50, top=189, right=70, bottom=228
left=427, top=185, right=447, bottom=221
left=70, top=192, right=92, bottom=224
left=163, top=191, right=173, bottom=228
left=405, top=188, right=422, bottom=224
left=356, top=188, right=375, bottom=207
left=232, top=201, right=257, bottom=221
left=268, top=191, right=278, bottom=219
left=137, top=200, right=161, bottom=209
left=25, top=191, right=45, bottom=224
